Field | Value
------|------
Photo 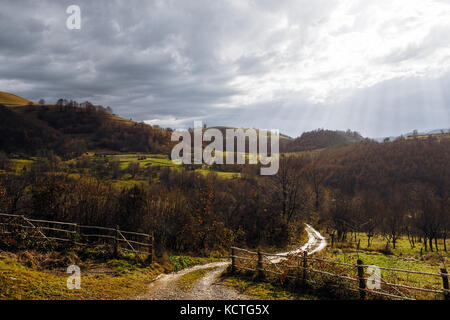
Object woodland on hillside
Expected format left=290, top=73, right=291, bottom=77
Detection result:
left=0, top=102, right=173, bottom=158
left=0, top=135, right=448, bottom=255
left=281, top=129, right=364, bottom=152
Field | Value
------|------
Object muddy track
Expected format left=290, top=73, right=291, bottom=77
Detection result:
left=135, top=224, right=326, bottom=300
left=134, top=261, right=252, bottom=300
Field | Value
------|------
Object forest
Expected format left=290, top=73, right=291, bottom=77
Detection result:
left=0, top=102, right=173, bottom=158
left=1, top=130, right=448, bottom=256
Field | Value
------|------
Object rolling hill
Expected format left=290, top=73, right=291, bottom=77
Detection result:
left=0, top=91, right=38, bottom=106
left=281, top=129, right=364, bottom=152
left=0, top=92, right=173, bottom=157
left=0, top=91, right=365, bottom=158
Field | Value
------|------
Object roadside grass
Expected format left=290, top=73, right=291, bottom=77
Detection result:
left=0, top=250, right=221, bottom=300
left=169, top=255, right=222, bottom=272
left=176, top=267, right=217, bottom=291
left=0, top=253, right=164, bottom=300
left=221, top=274, right=317, bottom=300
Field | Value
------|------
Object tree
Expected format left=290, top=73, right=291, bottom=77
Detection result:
left=126, top=162, right=140, bottom=178
left=411, top=184, right=441, bottom=252
left=265, top=155, right=311, bottom=224
left=303, top=155, right=327, bottom=212
left=0, top=152, right=11, bottom=171
left=382, top=192, right=405, bottom=249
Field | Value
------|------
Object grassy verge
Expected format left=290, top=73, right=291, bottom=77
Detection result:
left=0, top=254, right=163, bottom=300
left=169, top=255, right=222, bottom=272
left=221, top=273, right=317, bottom=300
left=176, top=267, right=216, bottom=291
left=0, top=250, right=220, bottom=300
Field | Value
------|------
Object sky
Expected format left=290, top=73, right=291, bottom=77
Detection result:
left=1, top=0, right=450, bottom=138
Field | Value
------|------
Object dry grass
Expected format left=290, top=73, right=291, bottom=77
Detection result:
left=0, top=250, right=218, bottom=300
left=0, top=92, right=38, bottom=106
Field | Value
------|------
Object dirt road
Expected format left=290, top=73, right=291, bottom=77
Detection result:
left=136, top=224, right=327, bottom=300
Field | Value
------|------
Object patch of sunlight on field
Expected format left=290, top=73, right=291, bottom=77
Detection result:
left=325, top=233, right=449, bottom=292
left=349, top=233, right=449, bottom=257
left=6, top=153, right=242, bottom=181
left=104, top=154, right=175, bottom=169
left=195, top=169, right=240, bottom=179
left=0, top=91, right=38, bottom=106
left=11, top=159, right=34, bottom=172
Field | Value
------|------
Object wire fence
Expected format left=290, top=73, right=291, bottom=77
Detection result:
left=230, top=246, right=450, bottom=300
left=0, top=213, right=154, bottom=263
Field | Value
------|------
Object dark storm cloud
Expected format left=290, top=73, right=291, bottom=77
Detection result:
left=0, top=0, right=449, bottom=137
left=0, top=0, right=247, bottom=121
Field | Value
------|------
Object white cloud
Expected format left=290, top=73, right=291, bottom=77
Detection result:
left=227, top=0, right=450, bottom=105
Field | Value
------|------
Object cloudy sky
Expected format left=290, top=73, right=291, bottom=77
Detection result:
left=1, top=0, right=450, bottom=138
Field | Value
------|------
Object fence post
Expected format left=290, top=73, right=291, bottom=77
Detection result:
left=255, top=250, right=264, bottom=280
left=441, top=268, right=449, bottom=300
left=146, top=233, right=153, bottom=265
left=114, top=225, right=119, bottom=257
left=71, top=223, right=77, bottom=246
left=231, top=247, right=236, bottom=274
left=302, top=251, right=308, bottom=287
left=357, top=259, right=366, bottom=300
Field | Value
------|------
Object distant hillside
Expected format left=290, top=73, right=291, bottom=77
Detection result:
left=375, top=129, right=450, bottom=142
left=0, top=91, right=38, bottom=106
left=0, top=92, right=367, bottom=158
left=206, top=126, right=293, bottom=149
left=281, top=129, right=364, bottom=152
left=0, top=104, right=63, bottom=155
left=0, top=92, right=174, bottom=158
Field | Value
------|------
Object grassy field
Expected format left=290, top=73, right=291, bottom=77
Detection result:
left=10, top=159, right=34, bottom=172
left=318, top=233, right=449, bottom=299
left=104, top=153, right=175, bottom=169
left=337, top=232, right=449, bottom=257
left=7, top=153, right=242, bottom=182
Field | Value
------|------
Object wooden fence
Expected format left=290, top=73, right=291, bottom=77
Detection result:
left=0, top=213, right=153, bottom=264
left=231, top=247, right=450, bottom=300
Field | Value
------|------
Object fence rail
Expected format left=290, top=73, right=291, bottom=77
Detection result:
left=0, top=213, right=154, bottom=265
left=230, top=246, right=450, bottom=300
